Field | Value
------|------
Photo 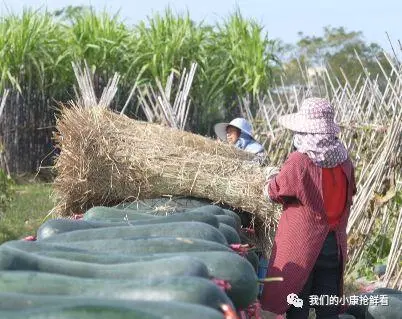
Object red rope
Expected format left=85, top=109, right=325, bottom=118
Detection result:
left=23, top=235, right=36, bottom=241
left=230, top=244, right=252, bottom=256
left=211, top=278, right=232, bottom=292
left=70, top=213, right=84, bottom=220
left=241, top=227, right=255, bottom=235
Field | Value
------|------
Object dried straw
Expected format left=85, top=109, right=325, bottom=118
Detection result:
left=52, top=62, right=282, bottom=256
left=53, top=103, right=280, bottom=255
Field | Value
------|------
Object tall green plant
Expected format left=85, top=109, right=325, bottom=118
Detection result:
left=0, top=7, right=281, bottom=136
left=67, top=9, right=131, bottom=78
left=133, top=8, right=206, bottom=85
left=210, top=10, right=280, bottom=104
left=190, top=10, right=280, bottom=133
left=0, top=8, right=71, bottom=93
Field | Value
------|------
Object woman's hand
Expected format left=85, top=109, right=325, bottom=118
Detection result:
left=265, top=166, right=280, bottom=182
left=263, top=166, right=280, bottom=201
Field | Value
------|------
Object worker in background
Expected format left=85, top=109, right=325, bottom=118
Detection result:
left=214, top=116, right=269, bottom=298
left=214, top=117, right=266, bottom=164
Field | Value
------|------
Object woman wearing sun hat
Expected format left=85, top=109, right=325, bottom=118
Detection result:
left=214, top=117, right=266, bottom=163
left=260, top=97, right=357, bottom=319
left=214, top=117, right=269, bottom=291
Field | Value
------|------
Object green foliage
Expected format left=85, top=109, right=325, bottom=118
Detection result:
left=0, top=169, right=14, bottom=214
left=211, top=10, right=280, bottom=99
left=351, top=233, right=392, bottom=280
left=133, top=8, right=205, bottom=85
left=394, top=190, right=402, bottom=207
left=0, top=168, right=16, bottom=244
left=0, top=7, right=280, bottom=133
left=0, top=7, right=390, bottom=134
left=0, top=182, right=54, bottom=244
left=0, top=8, right=72, bottom=93
left=67, top=9, right=130, bottom=76
left=192, top=9, right=281, bottom=132
left=296, top=26, right=364, bottom=66
left=280, top=26, right=391, bottom=89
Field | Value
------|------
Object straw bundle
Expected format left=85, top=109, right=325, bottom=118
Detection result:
left=53, top=104, right=281, bottom=252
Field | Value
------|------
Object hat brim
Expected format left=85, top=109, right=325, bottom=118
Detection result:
left=214, top=123, right=230, bottom=141
left=214, top=122, right=255, bottom=141
left=278, top=113, right=340, bottom=134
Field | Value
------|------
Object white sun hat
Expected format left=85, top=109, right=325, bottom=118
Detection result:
left=214, top=117, right=254, bottom=142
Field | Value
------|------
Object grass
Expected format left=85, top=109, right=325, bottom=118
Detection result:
left=0, top=181, right=55, bottom=244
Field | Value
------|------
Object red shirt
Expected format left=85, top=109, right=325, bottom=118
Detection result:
left=322, top=166, right=347, bottom=229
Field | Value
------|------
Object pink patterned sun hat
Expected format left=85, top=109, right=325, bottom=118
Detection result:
left=278, top=97, right=340, bottom=134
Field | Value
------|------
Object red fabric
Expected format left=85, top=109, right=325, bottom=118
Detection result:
left=322, top=166, right=347, bottom=229
left=260, top=152, right=357, bottom=315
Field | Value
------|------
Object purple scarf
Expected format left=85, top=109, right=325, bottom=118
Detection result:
left=293, top=133, right=348, bottom=168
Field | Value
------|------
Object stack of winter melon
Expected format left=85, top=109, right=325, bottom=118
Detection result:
left=0, top=199, right=261, bottom=318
